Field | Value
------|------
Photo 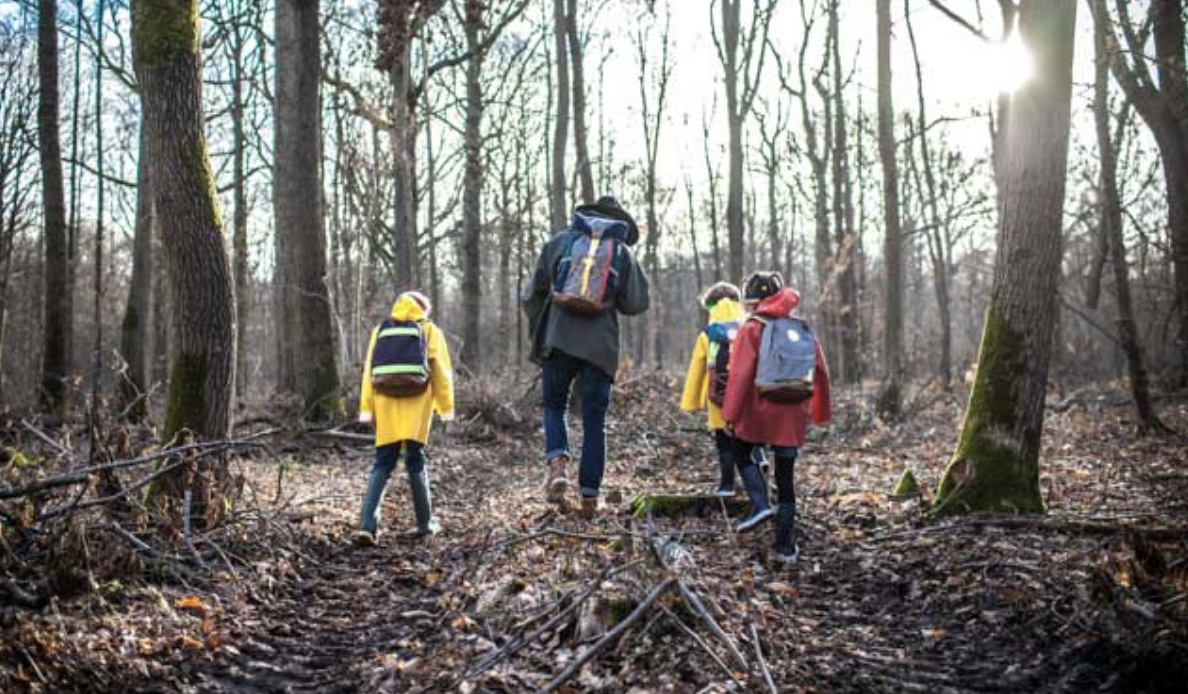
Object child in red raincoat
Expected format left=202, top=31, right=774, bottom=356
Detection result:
left=721, top=272, right=831, bottom=563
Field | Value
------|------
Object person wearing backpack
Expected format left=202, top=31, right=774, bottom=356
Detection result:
left=354, top=291, right=455, bottom=545
left=680, top=282, right=747, bottom=496
left=523, top=196, right=650, bottom=518
left=722, top=272, right=831, bottom=564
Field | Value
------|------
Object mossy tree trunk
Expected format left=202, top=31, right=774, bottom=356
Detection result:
left=933, top=0, right=1077, bottom=517
left=274, top=0, right=340, bottom=420
left=118, top=122, right=154, bottom=422
left=38, top=0, right=72, bottom=418
left=132, top=0, right=236, bottom=447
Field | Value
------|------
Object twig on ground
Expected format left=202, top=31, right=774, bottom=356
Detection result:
left=678, top=579, right=749, bottom=670
left=749, top=622, right=779, bottom=694
left=659, top=604, right=744, bottom=688
left=537, top=578, right=676, bottom=694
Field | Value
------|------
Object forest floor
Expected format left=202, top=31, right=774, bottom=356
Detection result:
left=1, top=373, right=1187, bottom=693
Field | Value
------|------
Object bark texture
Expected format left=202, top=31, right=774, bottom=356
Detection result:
left=119, top=122, right=154, bottom=421
left=274, top=0, right=340, bottom=419
left=566, top=0, right=594, bottom=204
left=878, top=0, right=903, bottom=414
left=933, top=0, right=1077, bottom=516
left=38, top=0, right=71, bottom=417
left=460, top=1, right=484, bottom=368
left=132, top=0, right=236, bottom=442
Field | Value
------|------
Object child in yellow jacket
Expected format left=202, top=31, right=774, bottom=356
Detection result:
left=355, top=291, right=455, bottom=545
left=681, top=282, right=748, bottom=497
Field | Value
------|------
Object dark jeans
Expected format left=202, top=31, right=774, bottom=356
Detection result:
left=734, top=440, right=797, bottom=504
left=542, top=350, right=613, bottom=497
left=359, top=441, right=426, bottom=534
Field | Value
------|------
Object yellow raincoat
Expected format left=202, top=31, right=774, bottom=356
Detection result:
left=358, top=294, right=455, bottom=447
left=680, top=299, right=745, bottom=431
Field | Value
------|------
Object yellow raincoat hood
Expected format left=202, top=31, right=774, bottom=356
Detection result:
left=680, top=298, right=745, bottom=430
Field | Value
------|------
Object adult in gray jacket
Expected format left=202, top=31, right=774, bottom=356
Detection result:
left=523, top=196, right=650, bottom=517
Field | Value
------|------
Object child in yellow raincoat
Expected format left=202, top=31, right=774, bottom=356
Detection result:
left=680, top=282, right=749, bottom=497
left=354, top=291, right=455, bottom=545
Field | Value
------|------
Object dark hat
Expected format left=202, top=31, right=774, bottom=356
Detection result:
left=743, top=271, right=784, bottom=302
left=699, top=281, right=741, bottom=308
left=576, top=195, right=640, bottom=246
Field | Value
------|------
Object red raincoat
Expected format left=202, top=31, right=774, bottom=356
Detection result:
left=721, top=288, right=831, bottom=448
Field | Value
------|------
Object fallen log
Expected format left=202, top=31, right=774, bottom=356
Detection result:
left=630, top=492, right=750, bottom=519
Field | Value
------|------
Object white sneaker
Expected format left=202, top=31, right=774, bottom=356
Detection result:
left=774, top=545, right=800, bottom=565
left=712, top=486, right=737, bottom=498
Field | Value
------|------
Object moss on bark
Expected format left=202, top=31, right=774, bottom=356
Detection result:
left=932, top=305, right=1045, bottom=516
left=131, top=0, right=199, bottom=68
left=163, top=352, right=207, bottom=442
left=306, top=354, right=343, bottom=421
left=890, top=468, right=920, bottom=498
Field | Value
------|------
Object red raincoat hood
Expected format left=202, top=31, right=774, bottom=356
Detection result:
left=754, top=287, right=801, bottom=319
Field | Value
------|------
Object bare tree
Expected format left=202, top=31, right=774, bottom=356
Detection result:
left=38, top=0, right=72, bottom=418
left=275, top=0, right=340, bottom=419
left=550, top=0, right=570, bottom=229
left=635, top=1, right=673, bottom=367
left=1092, top=0, right=1170, bottom=434
left=1096, top=0, right=1188, bottom=385
left=878, top=0, right=904, bottom=414
left=933, top=0, right=1077, bottom=516
left=566, top=0, right=595, bottom=204
left=712, top=0, right=776, bottom=281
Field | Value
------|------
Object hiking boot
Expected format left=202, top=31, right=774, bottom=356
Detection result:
left=578, top=495, right=599, bottom=520
left=546, top=455, right=569, bottom=503
left=351, top=529, right=377, bottom=547
left=774, top=502, right=798, bottom=563
left=737, top=463, right=773, bottom=532
left=415, top=520, right=440, bottom=538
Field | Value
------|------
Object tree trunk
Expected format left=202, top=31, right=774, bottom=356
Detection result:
left=933, top=0, right=1077, bottom=516
left=550, top=0, right=570, bottom=230
left=1151, top=0, right=1188, bottom=385
left=877, top=0, right=903, bottom=410
left=566, top=0, right=594, bottom=204
left=390, top=40, right=418, bottom=288
left=119, top=122, right=154, bottom=421
left=830, top=0, right=861, bottom=386
left=1094, top=0, right=1168, bottom=434
left=721, top=0, right=746, bottom=282
left=132, top=0, right=237, bottom=444
left=460, top=5, right=485, bottom=369
left=275, top=0, right=340, bottom=420
left=38, top=0, right=71, bottom=418
left=231, top=24, right=250, bottom=400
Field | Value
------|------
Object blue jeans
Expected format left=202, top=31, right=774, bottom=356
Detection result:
left=542, top=350, right=613, bottom=497
left=359, top=441, right=426, bottom=534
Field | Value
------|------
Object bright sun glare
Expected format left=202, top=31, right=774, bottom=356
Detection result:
left=980, top=32, right=1034, bottom=96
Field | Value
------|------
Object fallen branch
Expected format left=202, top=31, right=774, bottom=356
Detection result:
left=678, top=580, right=749, bottom=670
left=537, top=578, right=676, bottom=694
left=0, top=433, right=273, bottom=501
left=660, top=605, right=745, bottom=689
left=749, top=622, right=779, bottom=694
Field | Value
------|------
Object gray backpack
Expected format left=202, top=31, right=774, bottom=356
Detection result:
left=551, top=224, right=623, bottom=315
left=754, top=317, right=817, bottom=403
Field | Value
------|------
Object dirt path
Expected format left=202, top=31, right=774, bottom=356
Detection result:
left=184, top=537, right=448, bottom=694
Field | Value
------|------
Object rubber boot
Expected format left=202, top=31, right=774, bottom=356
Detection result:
left=736, top=463, right=773, bottom=532
left=774, top=502, right=799, bottom=564
left=714, top=456, right=736, bottom=497
left=407, top=469, right=438, bottom=536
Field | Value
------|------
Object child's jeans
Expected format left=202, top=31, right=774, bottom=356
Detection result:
left=542, top=350, right=613, bottom=498
left=359, top=440, right=425, bottom=534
